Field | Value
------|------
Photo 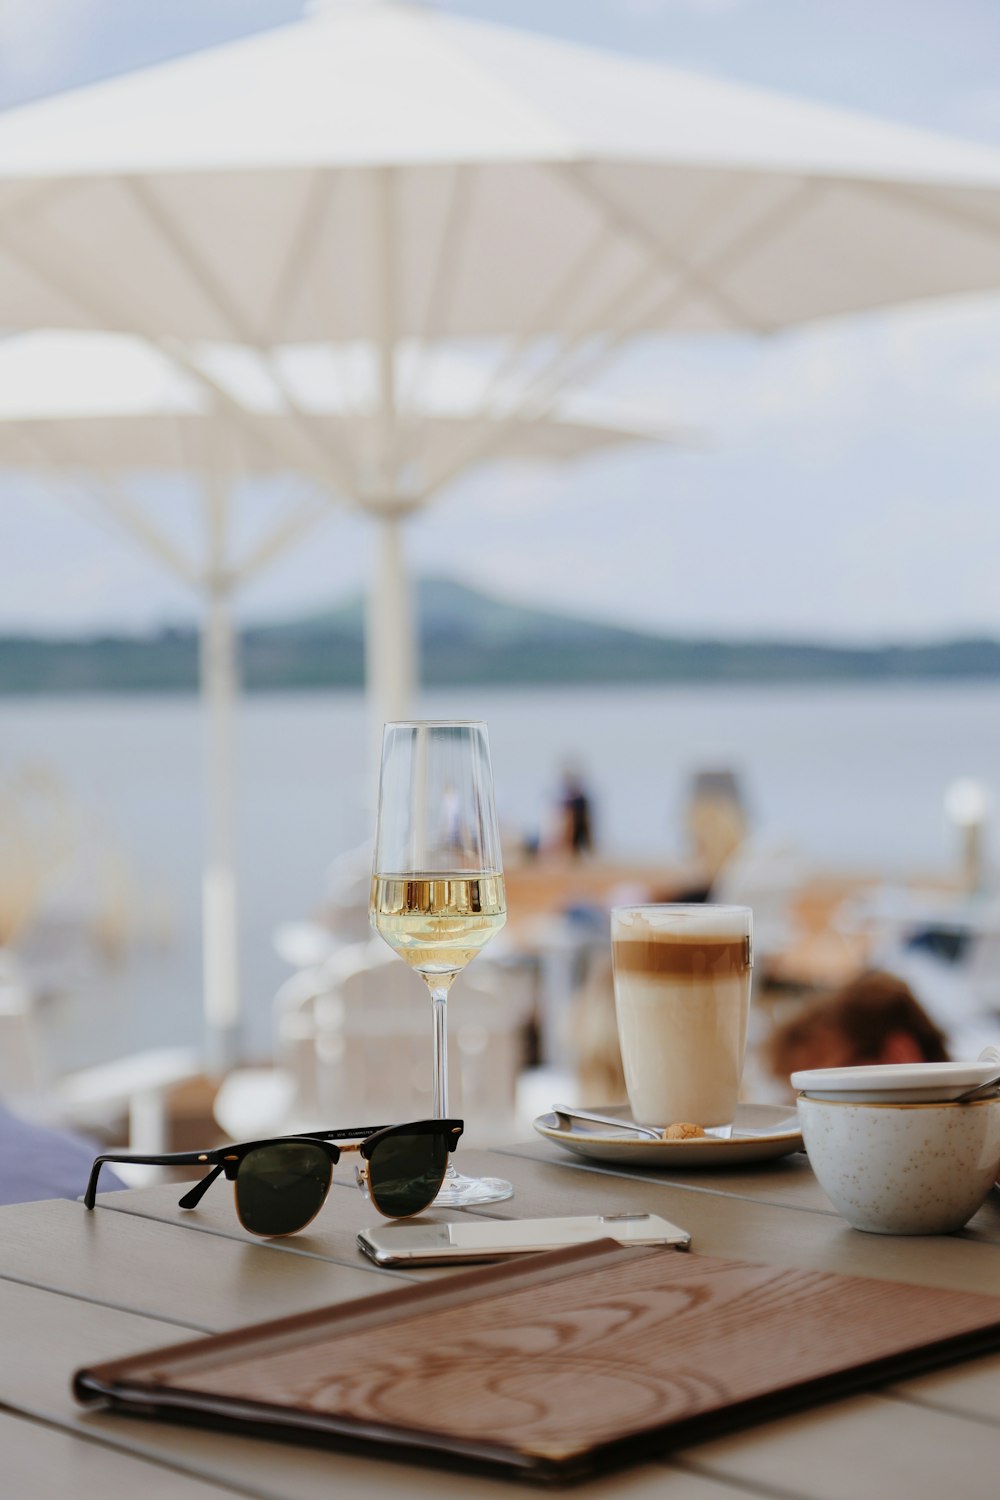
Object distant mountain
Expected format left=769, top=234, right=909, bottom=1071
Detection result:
left=1, top=578, right=999, bottom=692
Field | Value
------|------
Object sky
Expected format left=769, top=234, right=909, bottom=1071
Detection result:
left=1, top=0, right=999, bottom=643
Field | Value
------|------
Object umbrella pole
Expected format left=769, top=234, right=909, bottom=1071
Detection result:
left=200, top=583, right=240, bottom=1072
left=367, top=508, right=415, bottom=738
left=365, top=169, right=416, bottom=739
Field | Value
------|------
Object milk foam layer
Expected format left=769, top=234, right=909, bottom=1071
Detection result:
left=612, top=906, right=752, bottom=1128
left=612, top=904, right=750, bottom=938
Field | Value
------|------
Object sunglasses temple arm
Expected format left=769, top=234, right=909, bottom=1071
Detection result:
left=83, top=1151, right=214, bottom=1209
left=177, top=1162, right=227, bottom=1210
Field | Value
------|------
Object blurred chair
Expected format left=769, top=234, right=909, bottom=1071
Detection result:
left=0, top=946, right=201, bottom=1162
left=965, top=903, right=1000, bottom=1014
left=215, top=940, right=531, bottom=1147
left=322, top=843, right=376, bottom=944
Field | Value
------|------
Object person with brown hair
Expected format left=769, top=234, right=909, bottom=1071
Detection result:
left=767, top=969, right=949, bottom=1085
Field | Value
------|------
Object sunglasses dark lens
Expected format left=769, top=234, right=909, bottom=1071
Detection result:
left=367, top=1130, right=449, bottom=1217
left=236, top=1142, right=332, bottom=1236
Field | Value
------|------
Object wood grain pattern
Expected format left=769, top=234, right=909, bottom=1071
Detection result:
left=77, top=1241, right=1000, bottom=1477
left=0, top=1279, right=766, bottom=1500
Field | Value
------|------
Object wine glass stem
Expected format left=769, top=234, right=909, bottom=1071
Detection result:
left=430, top=985, right=449, bottom=1119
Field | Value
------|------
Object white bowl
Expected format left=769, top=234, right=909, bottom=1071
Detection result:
left=797, top=1094, right=1000, bottom=1235
left=791, top=1061, right=999, bottom=1104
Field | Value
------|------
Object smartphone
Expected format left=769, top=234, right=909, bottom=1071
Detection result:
left=356, top=1212, right=691, bottom=1266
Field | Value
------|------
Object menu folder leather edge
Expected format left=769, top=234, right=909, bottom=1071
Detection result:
left=71, top=1238, right=1000, bottom=1486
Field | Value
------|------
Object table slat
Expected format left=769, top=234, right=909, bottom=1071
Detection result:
left=679, top=1390, right=1000, bottom=1500
left=0, top=1197, right=395, bottom=1331
left=0, top=1408, right=241, bottom=1500
left=499, top=1138, right=836, bottom=1213
left=462, top=1150, right=1000, bottom=1293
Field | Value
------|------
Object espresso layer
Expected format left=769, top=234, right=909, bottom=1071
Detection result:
left=612, top=936, right=750, bottom=978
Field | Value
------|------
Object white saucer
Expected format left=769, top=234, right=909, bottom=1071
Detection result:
left=791, top=1061, right=998, bottom=1104
left=532, top=1102, right=802, bottom=1168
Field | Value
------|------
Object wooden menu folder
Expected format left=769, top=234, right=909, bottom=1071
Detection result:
left=74, top=1240, right=1000, bottom=1484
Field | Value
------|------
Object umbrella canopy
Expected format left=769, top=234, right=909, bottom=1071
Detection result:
left=1, top=0, right=999, bottom=721
left=0, top=328, right=670, bottom=1061
left=0, top=333, right=673, bottom=477
left=0, top=0, right=999, bottom=353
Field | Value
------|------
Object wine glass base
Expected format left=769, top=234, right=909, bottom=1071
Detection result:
left=433, top=1172, right=513, bottom=1208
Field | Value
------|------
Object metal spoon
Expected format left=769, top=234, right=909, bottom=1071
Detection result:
left=952, top=1073, right=1000, bottom=1104
left=553, top=1105, right=670, bottom=1140
left=552, top=1105, right=742, bottom=1140
left=552, top=1103, right=799, bottom=1141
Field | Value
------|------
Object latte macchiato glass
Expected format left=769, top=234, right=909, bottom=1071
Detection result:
left=611, top=904, right=752, bottom=1128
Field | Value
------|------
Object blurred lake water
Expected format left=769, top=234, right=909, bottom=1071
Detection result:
left=1, top=681, right=996, bottom=1068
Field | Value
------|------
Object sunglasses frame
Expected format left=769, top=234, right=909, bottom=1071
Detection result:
left=84, top=1118, right=465, bottom=1235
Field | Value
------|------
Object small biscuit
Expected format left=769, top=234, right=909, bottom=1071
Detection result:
left=662, top=1122, right=706, bottom=1141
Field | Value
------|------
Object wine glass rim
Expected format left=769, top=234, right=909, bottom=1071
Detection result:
left=384, top=719, right=487, bottom=728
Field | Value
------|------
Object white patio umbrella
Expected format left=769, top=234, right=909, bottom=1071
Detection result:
left=0, top=329, right=671, bottom=1060
left=0, top=0, right=999, bottom=721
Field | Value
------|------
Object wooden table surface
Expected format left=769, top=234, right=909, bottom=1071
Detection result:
left=4, top=1136, right=1000, bottom=1499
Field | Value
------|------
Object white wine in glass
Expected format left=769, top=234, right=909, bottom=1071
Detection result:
left=370, top=721, right=512, bottom=1207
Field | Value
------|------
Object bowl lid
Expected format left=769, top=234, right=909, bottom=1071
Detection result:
left=792, top=1060, right=998, bottom=1103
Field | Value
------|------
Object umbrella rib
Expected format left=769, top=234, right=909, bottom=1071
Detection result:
left=488, top=170, right=819, bottom=433
left=230, top=488, right=331, bottom=584
left=390, top=162, right=474, bottom=475
left=458, top=219, right=620, bottom=421
left=418, top=224, right=639, bottom=498
left=425, top=158, right=719, bottom=482
left=850, top=177, right=1000, bottom=256
left=510, top=174, right=826, bottom=412
left=404, top=162, right=472, bottom=371
left=258, top=170, right=369, bottom=493
left=263, top=168, right=342, bottom=344
left=558, top=161, right=772, bottom=335
left=422, top=181, right=823, bottom=500
left=0, top=215, right=353, bottom=499
left=12, top=421, right=202, bottom=586
left=120, top=175, right=360, bottom=498
left=93, top=471, right=204, bottom=586
left=0, top=177, right=72, bottom=235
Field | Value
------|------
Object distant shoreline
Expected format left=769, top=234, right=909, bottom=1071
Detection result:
left=1, top=579, right=998, bottom=694
left=3, top=632, right=999, bottom=695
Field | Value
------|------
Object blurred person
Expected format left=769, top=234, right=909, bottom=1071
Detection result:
left=554, top=765, right=594, bottom=857
left=0, top=1102, right=124, bottom=1206
left=767, top=970, right=949, bottom=1089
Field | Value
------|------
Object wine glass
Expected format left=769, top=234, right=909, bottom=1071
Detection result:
left=370, top=720, right=512, bottom=1206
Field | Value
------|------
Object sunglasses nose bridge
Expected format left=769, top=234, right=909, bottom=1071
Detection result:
left=355, top=1162, right=371, bottom=1201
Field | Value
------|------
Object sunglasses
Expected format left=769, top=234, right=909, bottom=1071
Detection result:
left=84, top=1119, right=464, bottom=1237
